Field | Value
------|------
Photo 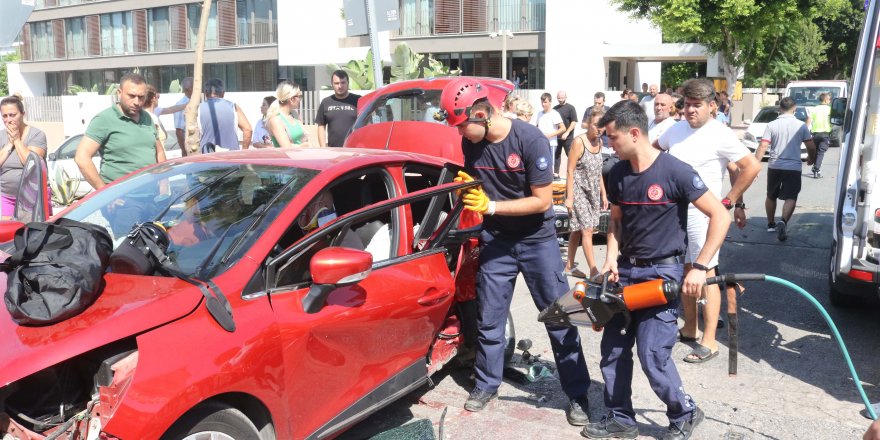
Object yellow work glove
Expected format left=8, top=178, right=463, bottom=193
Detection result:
left=462, top=186, right=493, bottom=214
left=454, top=170, right=474, bottom=198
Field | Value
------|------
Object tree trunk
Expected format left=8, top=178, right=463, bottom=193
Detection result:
left=184, top=0, right=212, bottom=156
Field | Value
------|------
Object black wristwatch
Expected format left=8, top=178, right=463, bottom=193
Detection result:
left=721, top=197, right=733, bottom=210
left=692, top=262, right=711, bottom=272
left=734, top=202, right=746, bottom=209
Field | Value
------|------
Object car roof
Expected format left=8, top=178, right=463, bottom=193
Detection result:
left=169, top=147, right=447, bottom=172
left=357, top=76, right=515, bottom=112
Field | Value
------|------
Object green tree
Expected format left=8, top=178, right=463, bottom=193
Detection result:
left=0, top=52, right=21, bottom=97
left=613, top=0, right=848, bottom=95
left=811, top=0, right=866, bottom=80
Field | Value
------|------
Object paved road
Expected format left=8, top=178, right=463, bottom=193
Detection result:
left=341, top=146, right=879, bottom=440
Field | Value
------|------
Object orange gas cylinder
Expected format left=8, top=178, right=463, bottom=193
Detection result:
left=621, top=279, right=679, bottom=310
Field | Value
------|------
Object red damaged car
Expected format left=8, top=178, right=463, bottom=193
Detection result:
left=0, top=148, right=513, bottom=439
left=345, top=77, right=573, bottom=238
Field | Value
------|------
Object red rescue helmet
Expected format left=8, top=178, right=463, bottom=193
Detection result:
left=435, top=78, right=491, bottom=126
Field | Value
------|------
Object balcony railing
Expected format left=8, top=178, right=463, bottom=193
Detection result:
left=396, top=0, right=545, bottom=38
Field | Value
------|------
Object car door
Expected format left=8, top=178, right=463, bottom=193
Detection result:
left=265, top=175, right=472, bottom=439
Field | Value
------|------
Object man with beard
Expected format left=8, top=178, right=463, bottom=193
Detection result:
left=75, top=73, right=165, bottom=236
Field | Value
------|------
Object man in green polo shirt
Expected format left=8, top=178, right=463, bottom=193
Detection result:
left=75, top=72, right=166, bottom=236
left=75, top=72, right=165, bottom=188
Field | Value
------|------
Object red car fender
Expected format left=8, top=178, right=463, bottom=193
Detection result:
left=100, top=296, right=291, bottom=439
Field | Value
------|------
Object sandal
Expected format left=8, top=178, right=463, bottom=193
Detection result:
left=567, top=268, right=588, bottom=279
left=683, top=344, right=719, bottom=363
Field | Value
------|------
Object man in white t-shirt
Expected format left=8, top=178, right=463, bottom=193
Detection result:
left=640, top=84, right=658, bottom=121
left=535, top=92, right=564, bottom=176
left=648, top=93, right=677, bottom=143
left=656, top=79, right=761, bottom=365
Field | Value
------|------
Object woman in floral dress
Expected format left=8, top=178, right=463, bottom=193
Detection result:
left=564, top=111, right=608, bottom=278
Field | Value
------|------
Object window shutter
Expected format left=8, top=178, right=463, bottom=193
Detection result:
left=133, top=9, right=147, bottom=53
left=217, top=0, right=236, bottom=47
left=434, top=0, right=461, bottom=35
left=86, top=15, right=101, bottom=56
left=463, top=0, right=486, bottom=33
left=52, top=19, right=65, bottom=58
left=20, top=25, right=31, bottom=61
left=171, top=4, right=188, bottom=50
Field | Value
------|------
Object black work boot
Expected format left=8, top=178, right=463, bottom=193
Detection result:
left=662, top=407, right=704, bottom=440
left=581, top=415, right=639, bottom=439
left=566, top=395, right=590, bottom=426
left=463, top=387, right=497, bottom=412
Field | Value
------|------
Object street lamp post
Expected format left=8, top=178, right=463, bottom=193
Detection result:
left=490, top=30, right=514, bottom=80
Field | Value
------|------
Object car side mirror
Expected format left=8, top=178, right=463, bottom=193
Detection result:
left=302, top=246, right=373, bottom=313
left=831, top=97, right=847, bottom=126
left=47, top=153, right=56, bottom=161
left=0, top=220, right=24, bottom=243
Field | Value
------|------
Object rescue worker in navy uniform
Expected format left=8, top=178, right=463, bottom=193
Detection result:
left=435, top=78, right=592, bottom=425
left=583, top=100, right=729, bottom=440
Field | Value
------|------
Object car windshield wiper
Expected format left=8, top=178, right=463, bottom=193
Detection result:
left=195, top=203, right=268, bottom=279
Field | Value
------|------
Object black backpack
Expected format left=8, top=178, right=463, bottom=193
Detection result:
left=1, top=218, right=113, bottom=326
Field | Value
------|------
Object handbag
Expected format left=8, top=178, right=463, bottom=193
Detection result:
left=2, top=218, right=112, bottom=325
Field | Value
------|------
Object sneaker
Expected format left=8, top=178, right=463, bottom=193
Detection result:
left=662, top=407, right=704, bottom=440
left=581, top=415, right=638, bottom=439
left=464, top=387, right=497, bottom=412
left=767, top=222, right=777, bottom=232
left=777, top=220, right=788, bottom=242
left=816, top=171, right=823, bottom=178
left=566, top=396, right=590, bottom=426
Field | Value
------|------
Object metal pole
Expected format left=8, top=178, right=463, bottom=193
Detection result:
left=365, top=0, right=383, bottom=89
left=501, top=35, right=507, bottom=80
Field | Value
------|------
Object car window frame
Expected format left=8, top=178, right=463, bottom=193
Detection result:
left=263, top=180, right=477, bottom=293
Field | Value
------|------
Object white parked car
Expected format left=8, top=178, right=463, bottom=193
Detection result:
left=47, top=130, right=183, bottom=198
left=741, top=106, right=808, bottom=160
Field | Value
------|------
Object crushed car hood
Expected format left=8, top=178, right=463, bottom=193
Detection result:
left=0, top=271, right=203, bottom=387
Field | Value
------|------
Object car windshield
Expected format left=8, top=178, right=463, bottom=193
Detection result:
left=353, top=89, right=444, bottom=128
left=63, top=161, right=318, bottom=278
left=787, top=87, right=840, bottom=106
left=754, top=108, right=781, bottom=123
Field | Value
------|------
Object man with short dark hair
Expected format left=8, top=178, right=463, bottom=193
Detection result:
left=76, top=73, right=164, bottom=191
left=582, top=92, right=615, bottom=178
left=755, top=96, right=817, bottom=242
left=536, top=92, right=564, bottom=175
left=554, top=90, right=578, bottom=176
left=584, top=99, right=728, bottom=440
left=75, top=72, right=166, bottom=237
left=315, top=70, right=361, bottom=147
left=198, top=78, right=252, bottom=153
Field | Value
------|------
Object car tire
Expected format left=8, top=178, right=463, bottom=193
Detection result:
left=504, top=311, right=516, bottom=365
left=163, top=402, right=263, bottom=440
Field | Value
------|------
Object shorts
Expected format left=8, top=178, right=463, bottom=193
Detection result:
left=685, top=209, right=719, bottom=268
left=1, top=193, right=15, bottom=217
left=767, top=168, right=801, bottom=200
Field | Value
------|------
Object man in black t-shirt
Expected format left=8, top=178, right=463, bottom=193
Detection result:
left=553, top=90, right=578, bottom=176
left=315, top=70, right=361, bottom=147
left=581, top=100, right=729, bottom=440
left=436, top=78, right=592, bottom=427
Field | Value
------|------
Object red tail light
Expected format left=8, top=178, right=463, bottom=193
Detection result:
left=848, top=268, right=874, bottom=282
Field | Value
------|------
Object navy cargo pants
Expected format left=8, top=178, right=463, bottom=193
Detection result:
left=599, top=261, right=696, bottom=426
left=474, top=230, right=591, bottom=399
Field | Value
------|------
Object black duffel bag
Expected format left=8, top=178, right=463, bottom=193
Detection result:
left=1, top=218, right=113, bottom=325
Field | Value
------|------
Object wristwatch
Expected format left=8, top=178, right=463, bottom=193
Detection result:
left=721, top=197, right=733, bottom=210
left=734, top=202, right=746, bottom=209
left=692, top=262, right=711, bottom=272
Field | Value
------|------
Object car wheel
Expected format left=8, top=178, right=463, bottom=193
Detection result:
left=163, top=403, right=262, bottom=440
left=504, top=311, right=516, bottom=365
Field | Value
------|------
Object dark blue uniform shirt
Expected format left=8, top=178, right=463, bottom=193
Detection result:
left=463, top=119, right=556, bottom=242
left=606, top=152, right=708, bottom=259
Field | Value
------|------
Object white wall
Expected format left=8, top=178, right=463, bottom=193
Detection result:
left=7, top=63, right=46, bottom=97
left=544, top=1, right=662, bottom=126
left=277, top=0, right=392, bottom=67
